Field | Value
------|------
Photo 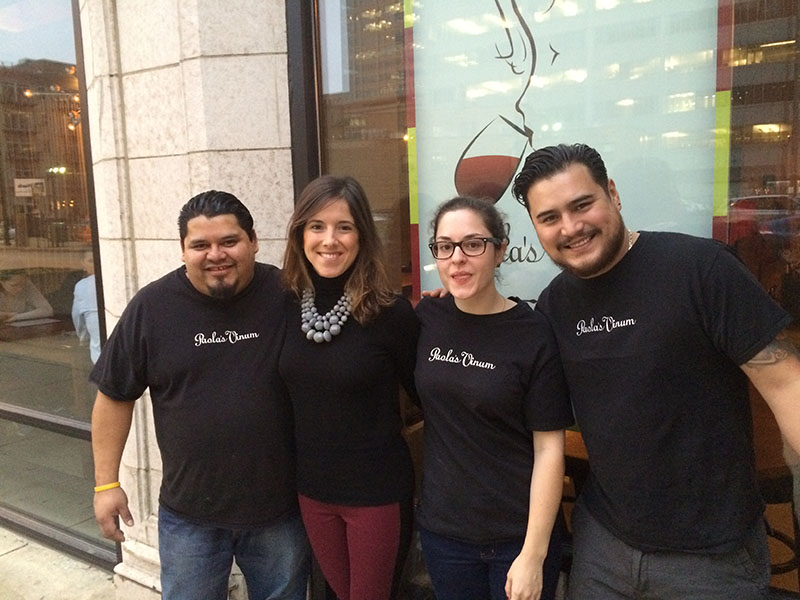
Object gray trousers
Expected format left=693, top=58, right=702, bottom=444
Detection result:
left=566, top=499, right=770, bottom=600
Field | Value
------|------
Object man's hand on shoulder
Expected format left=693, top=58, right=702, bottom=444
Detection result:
left=421, top=287, right=448, bottom=298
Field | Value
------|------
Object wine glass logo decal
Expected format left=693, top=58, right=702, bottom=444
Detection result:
left=454, top=0, right=558, bottom=204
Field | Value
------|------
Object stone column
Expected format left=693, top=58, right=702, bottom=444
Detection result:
left=76, top=0, right=295, bottom=597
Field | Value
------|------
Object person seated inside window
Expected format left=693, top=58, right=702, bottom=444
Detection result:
left=0, top=271, right=54, bottom=323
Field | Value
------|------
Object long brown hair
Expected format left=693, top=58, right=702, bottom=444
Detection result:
left=282, top=175, right=395, bottom=324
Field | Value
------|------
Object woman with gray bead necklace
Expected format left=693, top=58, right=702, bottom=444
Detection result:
left=279, top=175, right=418, bottom=600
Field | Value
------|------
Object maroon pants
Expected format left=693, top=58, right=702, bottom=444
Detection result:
left=298, top=494, right=401, bottom=600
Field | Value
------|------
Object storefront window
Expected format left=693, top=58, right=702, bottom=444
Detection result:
left=318, top=0, right=412, bottom=295
left=0, top=0, right=111, bottom=562
left=307, top=0, right=800, bottom=593
left=313, top=0, right=798, bottom=304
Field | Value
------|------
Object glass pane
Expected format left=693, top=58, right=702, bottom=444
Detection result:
left=724, top=17, right=800, bottom=316
left=0, top=0, right=99, bottom=424
left=0, top=0, right=108, bottom=552
left=318, top=0, right=411, bottom=294
left=0, top=418, right=107, bottom=546
left=314, top=0, right=800, bottom=594
left=722, top=6, right=800, bottom=563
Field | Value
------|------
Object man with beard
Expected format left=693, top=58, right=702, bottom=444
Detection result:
left=90, top=190, right=310, bottom=600
left=512, top=143, right=800, bottom=599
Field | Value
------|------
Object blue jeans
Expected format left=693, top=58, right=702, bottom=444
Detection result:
left=419, top=524, right=563, bottom=600
left=158, top=505, right=311, bottom=600
left=566, top=499, right=770, bottom=600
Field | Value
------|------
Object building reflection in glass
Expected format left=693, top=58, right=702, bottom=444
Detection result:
left=0, top=5, right=110, bottom=559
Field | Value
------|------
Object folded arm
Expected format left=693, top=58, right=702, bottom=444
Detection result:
left=6, top=284, right=53, bottom=322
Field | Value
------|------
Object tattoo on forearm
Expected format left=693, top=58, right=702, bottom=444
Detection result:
left=745, top=332, right=800, bottom=369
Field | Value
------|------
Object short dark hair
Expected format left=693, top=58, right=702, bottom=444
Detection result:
left=178, top=190, right=255, bottom=243
left=512, top=143, right=609, bottom=208
left=430, top=196, right=508, bottom=243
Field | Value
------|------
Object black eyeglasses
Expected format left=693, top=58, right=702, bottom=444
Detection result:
left=428, top=237, right=500, bottom=260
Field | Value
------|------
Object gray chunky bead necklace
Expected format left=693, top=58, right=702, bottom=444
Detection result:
left=300, top=289, right=352, bottom=343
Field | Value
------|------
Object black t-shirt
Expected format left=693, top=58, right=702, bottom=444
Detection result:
left=279, top=271, right=418, bottom=505
left=537, top=231, right=791, bottom=552
left=90, top=263, right=296, bottom=528
left=415, top=296, right=573, bottom=543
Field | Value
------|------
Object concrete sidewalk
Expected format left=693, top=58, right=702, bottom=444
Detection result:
left=0, top=527, right=114, bottom=600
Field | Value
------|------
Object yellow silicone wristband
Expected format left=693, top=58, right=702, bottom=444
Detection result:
left=94, top=481, right=121, bottom=493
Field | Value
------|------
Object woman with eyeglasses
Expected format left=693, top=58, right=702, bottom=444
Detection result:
left=414, top=196, right=573, bottom=600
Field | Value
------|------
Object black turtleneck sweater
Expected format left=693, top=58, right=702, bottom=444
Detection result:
left=278, top=270, right=419, bottom=505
